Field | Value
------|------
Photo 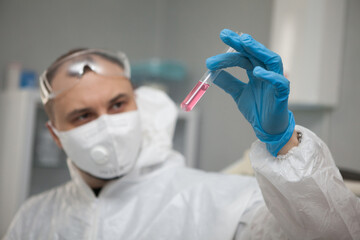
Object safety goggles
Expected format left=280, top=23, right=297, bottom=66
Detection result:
left=39, top=49, right=131, bottom=104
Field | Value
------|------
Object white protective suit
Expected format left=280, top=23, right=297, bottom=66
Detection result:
left=3, top=87, right=360, bottom=240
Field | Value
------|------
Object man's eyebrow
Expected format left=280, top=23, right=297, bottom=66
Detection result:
left=66, top=108, right=93, bottom=120
left=109, top=93, right=129, bottom=104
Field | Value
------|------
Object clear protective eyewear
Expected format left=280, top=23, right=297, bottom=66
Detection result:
left=39, top=49, right=131, bottom=104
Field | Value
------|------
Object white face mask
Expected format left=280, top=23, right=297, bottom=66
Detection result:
left=52, top=110, right=142, bottom=179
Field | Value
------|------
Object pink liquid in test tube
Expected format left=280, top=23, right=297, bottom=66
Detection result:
left=180, top=80, right=210, bottom=112
left=180, top=45, right=238, bottom=112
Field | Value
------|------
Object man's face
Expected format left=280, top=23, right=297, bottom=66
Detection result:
left=50, top=56, right=137, bottom=132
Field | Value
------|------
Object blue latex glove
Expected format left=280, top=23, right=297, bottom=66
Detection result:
left=206, top=29, right=295, bottom=156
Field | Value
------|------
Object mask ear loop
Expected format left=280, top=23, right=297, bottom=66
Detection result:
left=47, top=120, right=60, bottom=136
left=116, top=51, right=131, bottom=79
left=39, top=71, right=53, bottom=105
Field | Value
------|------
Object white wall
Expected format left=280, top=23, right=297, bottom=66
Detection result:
left=328, top=0, right=360, bottom=172
left=0, top=0, right=165, bottom=85
left=282, top=0, right=360, bottom=173
left=0, top=0, right=359, bottom=174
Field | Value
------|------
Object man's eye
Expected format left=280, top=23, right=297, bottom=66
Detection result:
left=74, top=113, right=92, bottom=123
left=111, top=102, right=124, bottom=110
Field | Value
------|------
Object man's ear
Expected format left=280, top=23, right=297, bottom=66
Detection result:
left=45, top=122, right=63, bottom=149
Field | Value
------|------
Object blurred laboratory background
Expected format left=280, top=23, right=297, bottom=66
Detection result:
left=1, top=0, right=359, bottom=236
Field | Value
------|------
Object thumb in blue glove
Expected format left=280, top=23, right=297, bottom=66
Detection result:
left=206, top=29, right=295, bottom=156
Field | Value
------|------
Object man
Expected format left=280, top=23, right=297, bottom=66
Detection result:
left=3, top=29, right=360, bottom=239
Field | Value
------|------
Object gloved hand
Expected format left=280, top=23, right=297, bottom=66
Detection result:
left=206, top=29, right=295, bottom=156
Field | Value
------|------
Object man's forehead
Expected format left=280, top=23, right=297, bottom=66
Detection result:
left=50, top=54, right=125, bottom=93
left=52, top=74, right=134, bottom=115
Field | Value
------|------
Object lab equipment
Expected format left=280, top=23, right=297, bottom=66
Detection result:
left=180, top=46, right=236, bottom=112
left=39, top=49, right=131, bottom=104
left=51, top=111, right=142, bottom=179
left=4, top=87, right=360, bottom=240
left=20, top=70, right=37, bottom=88
left=206, top=29, right=295, bottom=156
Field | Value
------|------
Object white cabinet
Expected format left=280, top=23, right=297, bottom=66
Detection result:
left=0, top=90, right=39, bottom=236
left=174, top=110, right=199, bottom=168
left=270, top=0, right=346, bottom=108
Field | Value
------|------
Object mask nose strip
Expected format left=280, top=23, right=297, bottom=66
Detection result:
left=91, top=146, right=109, bottom=165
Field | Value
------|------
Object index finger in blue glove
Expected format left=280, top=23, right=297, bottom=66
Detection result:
left=219, top=29, right=265, bottom=69
left=239, top=34, right=283, bottom=74
left=220, top=29, right=283, bottom=74
left=206, top=52, right=253, bottom=71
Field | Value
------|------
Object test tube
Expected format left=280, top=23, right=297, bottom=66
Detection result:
left=180, top=46, right=237, bottom=112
